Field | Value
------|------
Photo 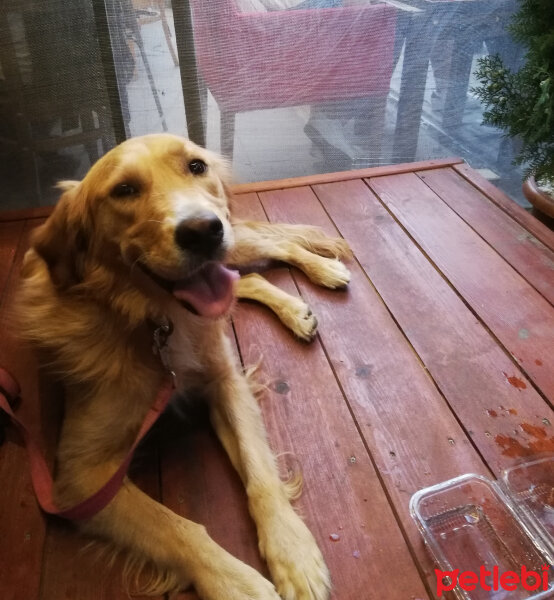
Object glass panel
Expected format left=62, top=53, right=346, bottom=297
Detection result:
left=1, top=0, right=117, bottom=209
left=0, top=0, right=528, bottom=209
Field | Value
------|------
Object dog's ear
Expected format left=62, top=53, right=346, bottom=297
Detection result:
left=31, top=184, right=90, bottom=288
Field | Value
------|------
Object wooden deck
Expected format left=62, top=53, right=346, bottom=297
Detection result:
left=1, top=158, right=554, bottom=600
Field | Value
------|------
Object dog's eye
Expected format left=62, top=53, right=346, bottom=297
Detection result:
left=188, top=159, right=207, bottom=175
left=112, top=183, right=139, bottom=198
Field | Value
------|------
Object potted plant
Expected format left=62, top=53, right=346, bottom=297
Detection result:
left=473, top=0, right=554, bottom=219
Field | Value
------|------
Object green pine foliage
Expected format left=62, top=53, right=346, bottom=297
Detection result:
left=473, top=0, right=554, bottom=184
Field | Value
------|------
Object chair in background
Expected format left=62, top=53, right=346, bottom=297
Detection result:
left=188, top=0, right=397, bottom=161
left=391, top=0, right=519, bottom=162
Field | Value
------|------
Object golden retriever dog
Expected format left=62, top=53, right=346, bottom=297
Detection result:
left=16, top=133, right=351, bottom=600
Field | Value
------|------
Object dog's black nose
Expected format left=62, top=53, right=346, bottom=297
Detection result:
left=175, top=212, right=224, bottom=256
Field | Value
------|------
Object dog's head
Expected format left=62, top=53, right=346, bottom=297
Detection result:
left=31, top=134, right=238, bottom=318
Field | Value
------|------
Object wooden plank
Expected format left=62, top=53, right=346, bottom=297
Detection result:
left=0, top=221, right=24, bottom=302
left=453, top=162, right=554, bottom=251
left=39, top=519, right=156, bottom=600
left=253, top=187, right=492, bottom=594
left=312, top=179, right=554, bottom=474
left=418, top=167, right=554, bottom=305
left=369, top=173, right=554, bottom=403
left=0, top=206, right=54, bottom=223
left=229, top=193, right=430, bottom=599
left=162, top=421, right=265, bottom=600
left=231, top=157, right=463, bottom=195
left=0, top=219, right=54, bottom=600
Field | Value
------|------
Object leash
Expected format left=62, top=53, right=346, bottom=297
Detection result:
left=0, top=320, right=175, bottom=521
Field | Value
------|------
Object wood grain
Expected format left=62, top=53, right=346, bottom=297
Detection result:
left=162, top=422, right=265, bottom=600
left=231, top=158, right=463, bottom=195
left=0, top=206, right=54, bottom=223
left=369, top=172, right=554, bottom=403
left=453, top=162, right=554, bottom=252
left=418, top=167, right=554, bottom=305
left=0, top=221, right=24, bottom=300
left=313, top=178, right=554, bottom=475
left=256, top=187, right=492, bottom=592
left=0, top=220, right=53, bottom=600
left=231, top=193, right=430, bottom=599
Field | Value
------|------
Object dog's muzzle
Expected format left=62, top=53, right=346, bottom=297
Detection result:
left=140, top=211, right=238, bottom=319
left=175, top=211, right=224, bottom=259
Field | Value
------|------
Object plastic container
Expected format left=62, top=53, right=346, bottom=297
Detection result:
left=503, top=456, right=554, bottom=561
left=410, top=455, right=554, bottom=599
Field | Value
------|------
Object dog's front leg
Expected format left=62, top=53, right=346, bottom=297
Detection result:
left=208, top=361, right=331, bottom=600
left=56, top=380, right=280, bottom=600
left=236, top=273, right=318, bottom=341
left=230, top=220, right=351, bottom=290
left=77, top=474, right=281, bottom=600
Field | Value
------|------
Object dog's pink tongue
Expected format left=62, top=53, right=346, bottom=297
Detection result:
left=172, top=263, right=239, bottom=318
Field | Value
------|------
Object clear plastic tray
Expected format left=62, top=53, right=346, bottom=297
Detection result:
left=503, top=456, right=554, bottom=562
left=410, top=457, right=554, bottom=600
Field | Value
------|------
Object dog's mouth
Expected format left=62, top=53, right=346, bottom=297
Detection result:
left=140, top=261, right=239, bottom=318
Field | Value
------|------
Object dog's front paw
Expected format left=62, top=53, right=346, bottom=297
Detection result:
left=193, top=549, right=281, bottom=600
left=306, top=257, right=351, bottom=290
left=279, top=297, right=318, bottom=342
left=259, top=507, right=331, bottom=600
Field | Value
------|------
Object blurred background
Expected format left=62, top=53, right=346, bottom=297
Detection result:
left=1, top=0, right=525, bottom=210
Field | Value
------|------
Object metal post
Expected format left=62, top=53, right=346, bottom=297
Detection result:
left=91, top=0, right=127, bottom=145
left=172, top=0, right=206, bottom=146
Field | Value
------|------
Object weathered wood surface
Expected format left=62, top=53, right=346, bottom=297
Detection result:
left=1, top=160, right=552, bottom=599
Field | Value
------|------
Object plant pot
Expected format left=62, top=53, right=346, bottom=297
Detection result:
left=522, top=176, right=554, bottom=219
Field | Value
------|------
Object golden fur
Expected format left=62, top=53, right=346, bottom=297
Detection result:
left=16, top=134, right=351, bottom=600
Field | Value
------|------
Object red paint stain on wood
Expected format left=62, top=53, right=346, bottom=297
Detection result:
left=496, top=422, right=554, bottom=457
left=495, top=434, right=526, bottom=458
left=502, top=372, right=527, bottom=390
left=521, top=423, right=548, bottom=438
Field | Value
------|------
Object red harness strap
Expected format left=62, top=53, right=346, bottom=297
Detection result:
left=0, top=366, right=173, bottom=521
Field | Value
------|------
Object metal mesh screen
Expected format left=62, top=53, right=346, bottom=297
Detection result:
left=0, top=0, right=524, bottom=210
